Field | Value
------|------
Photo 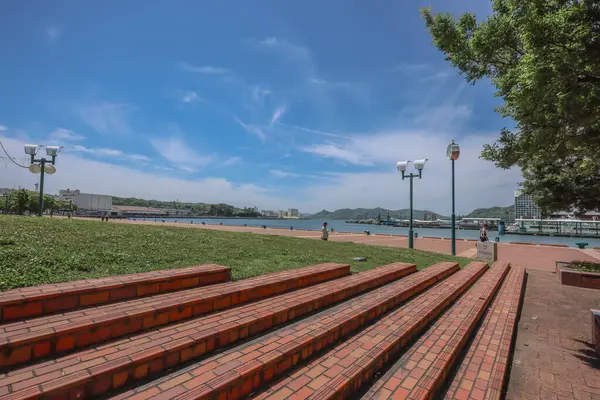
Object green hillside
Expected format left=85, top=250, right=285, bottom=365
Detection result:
left=309, top=207, right=447, bottom=221
left=466, top=205, right=514, bottom=222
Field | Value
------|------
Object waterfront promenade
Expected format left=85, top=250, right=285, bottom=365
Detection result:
left=96, top=218, right=600, bottom=272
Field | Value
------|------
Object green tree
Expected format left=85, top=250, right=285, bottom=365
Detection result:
left=15, top=189, right=29, bottom=215
left=421, top=1, right=600, bottom=214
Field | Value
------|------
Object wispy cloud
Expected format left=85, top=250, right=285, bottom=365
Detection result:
left=180, top=63, right=230, bottom=74
left=150, top=136, right=213, bottom=172
left=218, top=156, right=242, bottom=167
left=257, top=37, right=310, bottom=60
left=251, top=86, right=271, bottom=103
left=395, top=62, right=430, bottom=73
left=420, top=71, right=452, bottom=83
left=76, top=102, right=135, bottom=135
left=299, top=143, right=373, bottom=166
left=0, top=125, right=7, bottom=132
left=269, top=169, right=302, bottom=178
left=46, top=26, right=62, bottom=42
left=278, top=123, right=351, bottom=139
left=270, top=105, right=287, bottom=126
left=71, top=145, right=150, bottom=162
left=49, top=128, right=85, bottom=142
left=234, top=117, right=266, bottom=141
left=180, top=91, right=201, bottom=103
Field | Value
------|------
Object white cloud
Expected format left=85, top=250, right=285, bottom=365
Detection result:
left=234, top=117, right=266, bottom=141
left=251, top=86, right=271, bottom=103
left=180, top=91, right=201, bottom=103
left=46, top=27, right=61, bottom=42
left=0, top=125, right=7, bottom=132
left=49, top=128, right=85, bottom=142
left=258, top=37, right=311, bottom=60
left=71, top=145, right=150, bottom=162
left=0, top=137, right=286, bottom=209
left=295, top=130, right=521, bottom=214
left=277, top=123, right=351, bottom=139
left=180, top=63, right=230, bottom=74
left=76, top=102, right=135, bottom=135
left=299, top=143, right=373, bottom=166
left=150, top=136, right=213, bottom=172
left=218, top=156, right=242, bottom=167
left=270, top=105, right=287, bottom=126
left=269, top=169, right=300, bottom=178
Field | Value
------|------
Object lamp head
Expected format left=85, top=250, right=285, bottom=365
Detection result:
left=447, top=140, right=460, bottom=161
left=414, top=158, right=428, bottom=171
left=396, top=161, right=409, bottom=172
left=45, top=145, right=63, bottom=157
left=24, top=144, right=40, bottom=156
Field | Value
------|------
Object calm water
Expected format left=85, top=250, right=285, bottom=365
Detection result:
left=130, top=217, right=600, bottom=248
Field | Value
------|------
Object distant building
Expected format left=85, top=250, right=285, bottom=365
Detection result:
left=514, top=189, right=541, bottom=220
left=59, top=189, right=112, bottom=212
left=288, top=208, right=299, bottom=217
left=111, top=205, right=166, bottom=216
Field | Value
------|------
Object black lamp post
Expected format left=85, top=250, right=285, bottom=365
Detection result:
left=447, top=140, right=460, bottom=255
left=24, top=144, right=62, bottom=217
left=397, top=159, right=428, bottom=249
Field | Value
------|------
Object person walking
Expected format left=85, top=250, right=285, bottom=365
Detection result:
left=480, top=223, right=489, bottom=242
left=321, top=222, right=329, bottom=241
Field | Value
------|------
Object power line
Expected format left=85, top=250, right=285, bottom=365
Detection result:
left=0, top=140, right=28, bottom=168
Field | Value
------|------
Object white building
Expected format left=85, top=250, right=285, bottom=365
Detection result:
left=288, top=208, right=299, bottom=217
left=59, top=189, right=112, bottom=212
left=514, top=189, right=541, bottom=219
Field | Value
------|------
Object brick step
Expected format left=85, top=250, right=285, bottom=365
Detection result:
left=0, top=265, right=231, bottom=323
left=0, top=262, right=414, bottom=400
left=252, top=261, right=492, bottom=400
left=362, top=261, right=511, bottom=400
left=0, top=263, right=349, bottom=369
left=111, top=261, right=466, bottom=400
left=443, top=265, right=526, bottom=400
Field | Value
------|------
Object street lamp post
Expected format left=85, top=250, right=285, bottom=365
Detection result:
left=397, top=159, right=428, bottom=249
left=24, top=144, right=62, bottom=217
left=447, top=140, right=460, bottom=255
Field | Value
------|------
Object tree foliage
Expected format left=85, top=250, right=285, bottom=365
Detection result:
left=422, top=0, right=600, bottom=214
left=111, top=196, right=261, bottom=217
left=2, top=189, right=74, bottom=215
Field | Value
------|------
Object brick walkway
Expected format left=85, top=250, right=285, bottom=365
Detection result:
left=506, top=270, right=600, bottom=399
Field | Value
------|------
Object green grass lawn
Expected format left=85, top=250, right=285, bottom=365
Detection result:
left=0, top=216, right=472, bottom=291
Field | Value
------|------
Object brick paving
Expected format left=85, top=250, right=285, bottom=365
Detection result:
left=0, top=263, right=413, bottom=399
left=112, top=262, right=463, bottom=400
left=362, top=262, right=511, bottom=400
left=0, top=263, right=348, bottom=369
left=0, top=264, right=230, bottom=323
left=444, top=265, right=526, bottom=399
left=506, top=270, right=600, bottom=400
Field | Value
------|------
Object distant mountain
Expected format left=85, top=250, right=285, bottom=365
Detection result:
left=466, top=205, right=514, bottom=222
left=309, top=207, right=447, bottom=221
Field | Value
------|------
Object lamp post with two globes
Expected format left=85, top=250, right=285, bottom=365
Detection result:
left=24, top=144, right=62, bottom=217
left=397, top=158, right=428, bottom=249
left=447, top=140, right=460, bottom=255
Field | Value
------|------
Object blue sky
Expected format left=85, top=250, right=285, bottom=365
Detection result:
left=0, top=0, right=521, bottom=214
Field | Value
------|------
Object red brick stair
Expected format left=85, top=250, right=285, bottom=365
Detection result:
left=0, top=263, right=348, bottom=368
left=251, top=261, right=489, bottom=400
left=362, top=261, right=511, bottom=400
left=0, top=265, right=231, bottom=323
left=443, top=265, right=526, bottom=400
left=0, top=262, right=410, bottom=399
left=111, top=261, right=464, bottom=400
left=0, top=260, right=528, bottom=400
